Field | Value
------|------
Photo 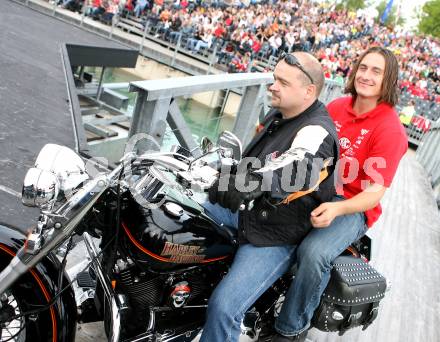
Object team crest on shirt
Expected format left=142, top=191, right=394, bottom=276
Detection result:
left=344, top=148, right=354, bottom=156
left=339, top=137, right=351, bottom=149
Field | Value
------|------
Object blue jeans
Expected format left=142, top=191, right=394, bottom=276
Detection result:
left=169, top=31, right=182, bottom=44
left=194, top=40, right=210, bottom=53
left=200, top=197, right=367, bottom=341
left=275, top=206, right=367, bottom=336
left=202, top=201, right=238, bottom=229
left=185, top=38, right=199, bottom=51
left=134, top=3, right=147, bottom=17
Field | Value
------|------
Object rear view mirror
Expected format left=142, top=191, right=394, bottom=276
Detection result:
left=217, top=131, right=242, bottom=161
left=200, top=136, right=214, bottom=154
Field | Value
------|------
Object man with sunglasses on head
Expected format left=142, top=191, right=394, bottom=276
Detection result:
left=200, top=52, right=339, bottom=342
left=270, top=47, right=407, bottom=341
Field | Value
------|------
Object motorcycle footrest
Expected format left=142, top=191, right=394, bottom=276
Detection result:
left=76, top=271, right=96, bottom=288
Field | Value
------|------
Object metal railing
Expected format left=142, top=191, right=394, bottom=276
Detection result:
left=75, top=69, right=347, bottom=161
left=15, top=0, right=232, bottom=76
left=405, top=124, right=430, bottom=147
left=128, top=72, right=273, bottom=155
left=415, top=122, right=440, bottom=206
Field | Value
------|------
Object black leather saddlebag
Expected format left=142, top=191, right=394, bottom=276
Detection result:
left=312, top=255, right=387, bottom=335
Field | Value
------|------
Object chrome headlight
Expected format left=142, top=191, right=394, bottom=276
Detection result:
left=22, top=168, right=59, bottom=208
left=22, top=144, right=90, bottom=208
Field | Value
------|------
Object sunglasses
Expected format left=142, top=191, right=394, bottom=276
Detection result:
left=278, top=53, right=315, bottom=85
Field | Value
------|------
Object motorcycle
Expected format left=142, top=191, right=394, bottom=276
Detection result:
left=0, top=131, right=386, bottom=342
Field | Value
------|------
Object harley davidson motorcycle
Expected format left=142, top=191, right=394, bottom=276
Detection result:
left=0, top=131, right=387, bottom=342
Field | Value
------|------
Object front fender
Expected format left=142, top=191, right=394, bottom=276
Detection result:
left=0, top=223, right=77, bottom=342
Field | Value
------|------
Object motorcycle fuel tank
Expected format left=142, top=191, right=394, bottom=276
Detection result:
left=122, top=195, right=236, bottom=271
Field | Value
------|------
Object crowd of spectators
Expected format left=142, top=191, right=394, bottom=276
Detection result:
left=58, top=0, right=440, bottom=103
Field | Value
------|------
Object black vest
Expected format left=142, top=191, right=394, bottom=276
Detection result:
left=238, top=100, right=339, bottom=246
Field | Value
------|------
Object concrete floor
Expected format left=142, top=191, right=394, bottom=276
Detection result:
left=0, top=0, right=124, bottom=231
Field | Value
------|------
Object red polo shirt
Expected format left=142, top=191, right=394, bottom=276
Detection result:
left=327, top=97, right=408, bottom=227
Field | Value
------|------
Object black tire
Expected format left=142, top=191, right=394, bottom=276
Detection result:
left=0, top=248, right=58, bottom=342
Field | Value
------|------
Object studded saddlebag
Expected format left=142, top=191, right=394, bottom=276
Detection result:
left=312, top=255, right=387, bottom=335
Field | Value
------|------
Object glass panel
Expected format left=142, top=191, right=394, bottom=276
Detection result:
left=76, top=66, right=238, bottom=163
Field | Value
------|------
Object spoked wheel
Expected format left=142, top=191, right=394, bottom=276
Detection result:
left=0, top=246, right=58, bottom=342
left=0, top=291, right=26, bottom=342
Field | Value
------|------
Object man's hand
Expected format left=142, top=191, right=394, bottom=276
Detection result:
left=310, top=202, right=342, bottom=228
left=208, top=173, right=264, bottom=213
